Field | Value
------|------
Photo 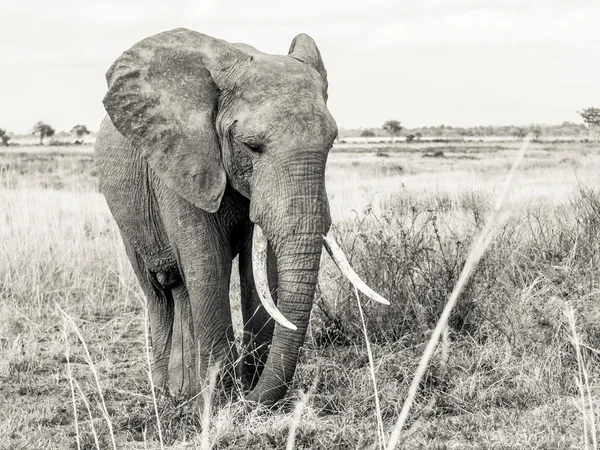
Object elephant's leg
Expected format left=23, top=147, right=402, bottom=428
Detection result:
left=155, top=188, right=243, bottom=398
left=176, top=259, right=238, bottom=397
left=238, top=228, right=277, bottom=390
left=122, top=238, right=174, bottom=389
left=167, top=283, right=196, bottom=397
left=159, top=223, right=238, bottom=399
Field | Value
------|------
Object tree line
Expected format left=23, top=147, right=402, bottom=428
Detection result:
left=0, top=121, right=91, bottom=146
left=2, top=108, right=600, bottom=146
left=358, top=107, right=600, bottom=141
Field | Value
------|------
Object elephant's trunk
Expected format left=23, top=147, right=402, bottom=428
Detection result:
left=246, top=150, right=330, bottom=404
left=246, top=230, right=324, bottom=405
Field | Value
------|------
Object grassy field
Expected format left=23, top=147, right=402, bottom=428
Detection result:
left=1, top=141, right=599, bottom=449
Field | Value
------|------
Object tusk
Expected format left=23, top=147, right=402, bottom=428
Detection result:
left=252, top=225, right=298, bottom=331
left=323, top=233, right=390, bottom=305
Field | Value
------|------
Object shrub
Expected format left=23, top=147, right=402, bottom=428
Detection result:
left=360, top=129, right=376, bottom=138
left=0, top=128, right=10, bottom=146
left=315, top=189, right=600, bottom=361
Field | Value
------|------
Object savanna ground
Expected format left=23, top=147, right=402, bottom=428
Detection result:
left=1, top=140, right=599, bottom=449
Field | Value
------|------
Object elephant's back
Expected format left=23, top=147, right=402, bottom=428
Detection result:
left=96, top=116, right=177, bottom=273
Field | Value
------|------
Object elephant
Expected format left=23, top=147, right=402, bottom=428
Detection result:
left=95, top=28, right=387, bottom=406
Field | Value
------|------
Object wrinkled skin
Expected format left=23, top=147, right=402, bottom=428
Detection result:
left=95, top=28, right=337, bottom=405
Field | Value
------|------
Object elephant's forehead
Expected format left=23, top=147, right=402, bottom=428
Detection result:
left=238, top=55, right=324, bottom=100
left=238, top=96, right=337, bottom=146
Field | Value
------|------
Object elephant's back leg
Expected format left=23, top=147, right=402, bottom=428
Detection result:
left=124, top=236, right=197, bottom=397
left=122, top=237, right=175, bottom=389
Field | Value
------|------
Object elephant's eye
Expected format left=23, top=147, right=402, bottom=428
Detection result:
left=244, top=141, right=263, bottom=155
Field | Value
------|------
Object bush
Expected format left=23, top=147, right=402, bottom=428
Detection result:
left=360, top=129, right=376, bottom=138
left=315, top=188, right=600, bottom=361
left=423, top=151, right=445, bottom=158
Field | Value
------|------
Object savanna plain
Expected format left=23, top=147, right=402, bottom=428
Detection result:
left=1, top=140, right=599, bottom=449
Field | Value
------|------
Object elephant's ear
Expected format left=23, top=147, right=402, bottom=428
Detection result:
left=287, top=33, right=328, bottom=98
left=103, top=28, right=246, bottom=212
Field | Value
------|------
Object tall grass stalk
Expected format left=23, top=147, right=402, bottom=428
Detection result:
left=354, top=286, right=385, bottom=449
left=200, top=365, right=219, bottom=450
left=74, top=379, right=101, bottom=450
left=286, top=373, right=319, bottom=450
left=56, top=303, right=117, bottom=450
left=565, top=305, right=598, bottom=449
left=285, top=392, right=309, bottom=450
left=401, top=326, right=450, bottom=445
left=63, top=322, right=81, bottom=450
left=386, top=137, right=530, bottom=449
left=143, top=302, right=164, bottom=450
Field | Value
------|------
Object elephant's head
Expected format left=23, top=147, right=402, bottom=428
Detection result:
left=102, top=28, right=384, bottom=405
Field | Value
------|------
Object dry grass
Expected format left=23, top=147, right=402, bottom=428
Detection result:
left=1, top=142, right=599, bottom=448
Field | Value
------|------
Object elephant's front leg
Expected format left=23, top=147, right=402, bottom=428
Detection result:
left=238, top=226, right=277, bottom=389
left=165, top=222, right=238, bottom=399
left=176, top=259, right=238, bottom=397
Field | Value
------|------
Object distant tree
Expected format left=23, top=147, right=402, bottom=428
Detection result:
left=71, top=124, right=90, bottom=140
left=512, top=127, right=526, bottom=140
left=360, top=129, right=376, bottom=138
left=415, top=132, right=422, bottom=141
left=0, top=128, right=10, bottom=146
left=579, top=107, right=600, bottom=142
left=382, top=120, right=403, bottom=142
left=405, top=134, right=415, bottom=143
left=531, top=126, right=542, bottom=141
left=32, top=121, right=55, bottom=145
left=578, top=107, right=600, bottom=127
left=497, top=126, right=508, bottom=136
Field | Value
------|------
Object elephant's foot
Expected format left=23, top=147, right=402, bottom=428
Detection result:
left=166, top=338, right=239, bottom=401
left=167, top=357, right=195, bottom=398
left=203, top=342, right=239, bottom=398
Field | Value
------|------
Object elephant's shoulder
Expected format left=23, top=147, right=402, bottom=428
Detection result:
left=232, top=43, right=267, bottom=56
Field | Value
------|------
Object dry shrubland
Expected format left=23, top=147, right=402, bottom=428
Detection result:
left=0, top=142, right=599, bottom=448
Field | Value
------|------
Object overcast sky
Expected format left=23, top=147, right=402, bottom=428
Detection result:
left=1, top=0, right=599, bottom=133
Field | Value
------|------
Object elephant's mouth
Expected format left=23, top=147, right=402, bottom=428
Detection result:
left=251, top=225, right=389, bottom=330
